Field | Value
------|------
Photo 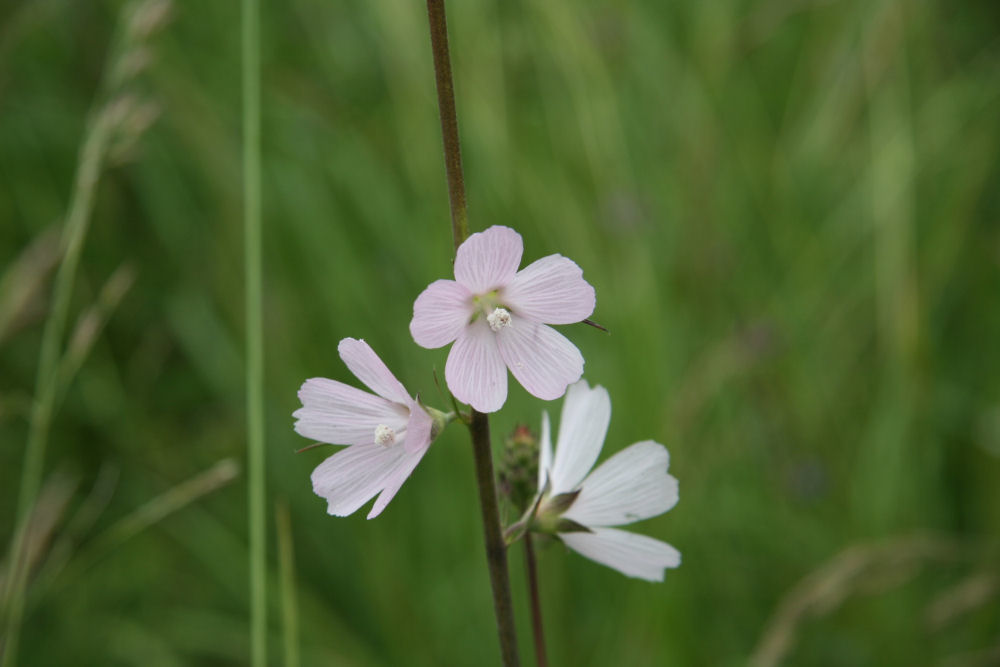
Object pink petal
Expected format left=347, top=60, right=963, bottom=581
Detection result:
left=549, top=380, right=610, bottom=493
left=445, top=320, right=508, bottom=413
left=311, top=442, right=421, bottom=517
left=495, top=317, right=584, bottom=402
left=294, top=378, right=407, bottom=446
left=503, top=255, right=595, bottom=325
left=454, top=226, right=523, bottom=294
left=564, top=441, right=677, bottom=527
left=410, top=279, right=474, bottom=349
left=402, top=402, right=434, bottom=455
left=338, top=338, right=411, bottom=405
left=560, top=527, right=681, bottom=582
left=367, top=405, right=433, bottom=518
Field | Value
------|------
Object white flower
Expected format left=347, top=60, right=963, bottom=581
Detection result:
left=293, top=338, right=434, bottom=519
left=534, top=380, right=680, bottom=581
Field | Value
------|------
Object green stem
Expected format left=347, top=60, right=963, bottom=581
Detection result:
left=242, top=0, right=267, bottom=663
left=524, top=533, right=548, bottom=667
left=425, top=2, right=519, bottom=665
left=2, top=86, right=117, bottom=667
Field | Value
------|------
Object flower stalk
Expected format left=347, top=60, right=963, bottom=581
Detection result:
left=424, top=1, right=520, bottom=664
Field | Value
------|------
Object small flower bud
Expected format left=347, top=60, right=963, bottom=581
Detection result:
left=497, top=424, right=539, bottom=514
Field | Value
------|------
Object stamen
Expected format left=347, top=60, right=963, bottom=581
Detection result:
left=487, top=307, right=512, bottom=332
left=374, top=424, right=396, bottom=447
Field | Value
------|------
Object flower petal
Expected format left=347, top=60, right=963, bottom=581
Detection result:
left=537, top=411, right=553, bottom=492
left=560, top=527, right=681, bottom=582
left=402, top=402, right=434, bottom=455
left=311, top=442, right=419, bottom=517
left=453, top=226, right=523, bottom=294
left=293, top=378, right=407, bottom=446
left=366, top=405, right=435, bottom=517
left=548, top=380, right=609, bottom=492
left=410, top=279, right=474, bottom=349
left=338, top=338, right=411, bottom=405
left=495, top=318, right=584, bottom=404
left=564, top=441, right=677, bottom=527
left=503, top=255, right=595, bottom=324
left=445, top=320, right=508, bottom=412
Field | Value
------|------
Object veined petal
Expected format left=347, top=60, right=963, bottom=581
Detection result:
left=294, top=378, right=407, bottom=446
left=454, top=226, right=523, bottom=294
left=410, top=279, right=474, bottom=349
left=338, top=338, right=411, bottom=405
left=560, top=527, right=681, bottom=582
left=402, top=402, right=434, bottom=455
left=548, top=380, right=610, bottom=493
left=445, top=320, right=508, bottom=412
left=537, top=411, right=553, bottom=491
left=495, top=318, right=584, bottom=404
left=564, top=441, right=677, bottom=527
left=503, top=255, right=595, bottom=325
left=311, top=442, right=416, bottom=517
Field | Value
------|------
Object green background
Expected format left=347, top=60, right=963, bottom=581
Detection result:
left=2, top=0, right=999, bottom=664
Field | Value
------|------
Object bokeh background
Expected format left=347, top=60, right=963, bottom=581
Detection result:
left=2, top=0, right=999, bottom=664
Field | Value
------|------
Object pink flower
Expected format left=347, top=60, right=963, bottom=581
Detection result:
left=410, top=226, right=595, bottom=413
left=535, top=380, right=680, bottom=581
left=293, top=338, right=435, bottom=519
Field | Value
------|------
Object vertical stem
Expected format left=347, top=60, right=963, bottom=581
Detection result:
left=524, top=533, right=548, bottom=667
left=425, top=4, right=519, bottom=664
left=426, top=0, right=470, bottom=251
left=242, top=0, right=267, bottom=663
left=469, top=411, right=521, bottom=667
left=2, top=90, right=116, bottom=667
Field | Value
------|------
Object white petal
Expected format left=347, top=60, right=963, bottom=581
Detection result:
left=445, top=320, right=508, bottom=413
left=311, top=442, right=418, bottom=517
left=293, top=378, right=407, bottom=446
left=503, top=255, right=595, bottom=324
left=453, top=226, right=523, bottom=294
left=548, top=380, right=610, bottom=493
left=338, top=338, right=411, bottom=405
left=495, top=317, right=584, bottom=404
left=560, top=527, right=680, bottom=582
left=537, top=411, right=553, bottom=492
left=410, top=279, right=474, bottom=349
left=564, top=441, right=678, bottom=527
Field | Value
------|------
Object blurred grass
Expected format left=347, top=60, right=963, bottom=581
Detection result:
left=2, top=0, right=999, bottom=664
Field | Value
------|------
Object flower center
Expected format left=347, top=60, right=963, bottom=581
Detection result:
left=374, top=424, right=396, bottom=447
left=487, top=307, right=512, bottom=332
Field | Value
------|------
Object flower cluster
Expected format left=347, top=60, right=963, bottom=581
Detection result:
left=293, top=225, right=679, bottom=580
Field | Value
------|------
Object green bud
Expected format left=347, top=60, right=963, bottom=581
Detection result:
left=497, top=424, right=539, bottom=515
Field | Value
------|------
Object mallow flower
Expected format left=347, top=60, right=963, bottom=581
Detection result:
left=531, top=380, right=680, bottom=581
left=410, top=225, right=595, bottom=413
left=293, top=338, right=445, bottom=519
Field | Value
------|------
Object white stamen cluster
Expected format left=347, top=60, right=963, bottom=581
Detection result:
left=487, top=307, right=512, bottom=332
left=374, top=423, right=396, bottom=447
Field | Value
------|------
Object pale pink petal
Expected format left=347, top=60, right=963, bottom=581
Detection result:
left=453, top=226, right=523, bottom=294
left=367, top=405, right=435, bottom=518
left=548, top=380, right=610, bottom=493
left=410, top=279, right=474, bottom=349
left=503, top=255, right=595, bottom=324
left=311, top=442, right=414, bottom=517
left=445, top=320, right=508, bottom=412
left=338, top=338, right=411, bottom=404
left=402, top=402, right=434, bottom=455
left=537, top=411, right=553, bottom=492
left=495, top=318, right=584, bottom=404
left=564, top=441, right=677, bottom=527
left=294, top=378, right=407, bottom=446
left=560, top=527, right=681, bottom=582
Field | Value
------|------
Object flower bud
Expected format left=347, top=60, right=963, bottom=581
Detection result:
left=497, top=424, right=539, bottom=515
